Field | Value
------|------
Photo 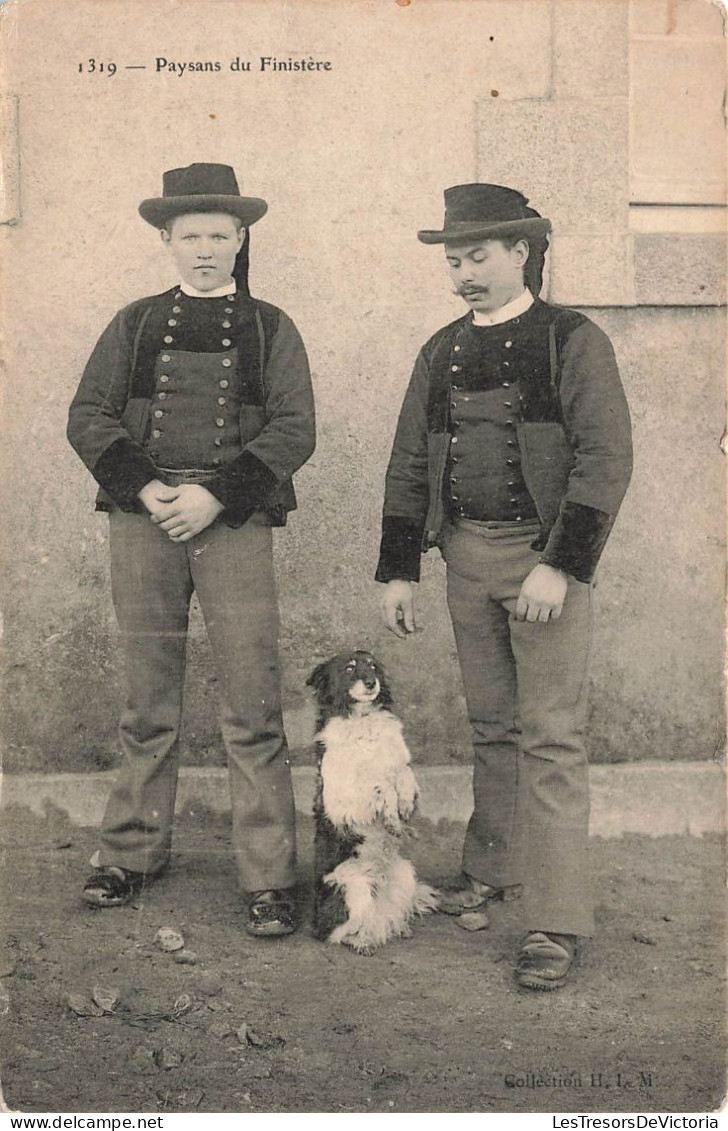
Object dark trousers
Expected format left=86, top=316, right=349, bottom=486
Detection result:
left=97, top=509, right=296, bottom=893
left=442, top=518, right=594, bottom=937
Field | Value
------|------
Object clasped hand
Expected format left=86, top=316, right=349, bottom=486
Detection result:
left=138, top=480, right=224, bottom=542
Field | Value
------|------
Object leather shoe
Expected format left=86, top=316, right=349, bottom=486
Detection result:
left=516, top=931, right=576, bottom=991
left=246, top=889, right=297, bottom=938
left=82, top=866, right=146, bottom=908
left=438, top=874, right=521, bottom=916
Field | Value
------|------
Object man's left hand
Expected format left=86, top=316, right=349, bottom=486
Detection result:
left=150, top=484, right=224, bottom=542
left=515, top=563, right=568, bottom=623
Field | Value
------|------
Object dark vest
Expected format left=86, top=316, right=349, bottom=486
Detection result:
left=147, top=348, right=246, bottom=469
left=445, top=307, right=554, bottom=521
left=128, top=287, right=279, bottom=408
left=124, top=287, right=280, bottom=474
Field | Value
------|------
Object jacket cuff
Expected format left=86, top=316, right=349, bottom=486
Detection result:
left=205, top=450, right=279, bottom=528
left=93, top=437, right=158, bottom=511
left=539, top=501, right=613, bottom=583
left=375, top=515, right=424, bottom=583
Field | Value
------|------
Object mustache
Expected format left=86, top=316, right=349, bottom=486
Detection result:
left=453, top=285, right=486, bottom=297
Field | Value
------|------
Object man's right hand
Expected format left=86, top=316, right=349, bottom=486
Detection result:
left=138, top=479, right=179, bottom=519
left=381, top=579, right=417, bottom=639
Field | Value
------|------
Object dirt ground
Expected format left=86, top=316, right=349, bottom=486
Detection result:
left=1, top=803, right=725, bottom=1115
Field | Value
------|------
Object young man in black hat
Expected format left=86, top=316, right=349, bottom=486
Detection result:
left=377, top=184, right=632, bottom=988
left=68, top=164, right=315, bottom=937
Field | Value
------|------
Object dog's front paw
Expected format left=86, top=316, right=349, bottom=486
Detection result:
left=343, top=938, right=376, bottom=957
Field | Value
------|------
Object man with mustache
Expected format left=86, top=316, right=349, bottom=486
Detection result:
left=67, top=164, right=315, bottom=937
left=377, top=184, right=632, bottom=989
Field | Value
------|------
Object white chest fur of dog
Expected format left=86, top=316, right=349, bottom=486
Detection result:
left=316, top=707, right=438, bottom=953
left=319, top=711, right=418, bottom=833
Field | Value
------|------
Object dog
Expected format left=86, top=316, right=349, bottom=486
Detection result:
left=306, top=650, right=438, bottom=954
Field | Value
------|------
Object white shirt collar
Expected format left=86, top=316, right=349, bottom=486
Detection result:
left=472, top=289, right=534, bottom=327
left=179, top=280, right=237, bottom=299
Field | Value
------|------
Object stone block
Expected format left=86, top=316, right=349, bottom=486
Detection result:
left=398, top=0, right=553, bottom=101
left=630, top=0, right=725, bottom=38
left=548, top=234, right=635, bottom=306
left=554, top=0, right=629, bottom=97
left=633, top=233, right=727, bottom=303
left=630, top=40, right=726, bottom=204
left=629, top=204, right=726, bottom=234
left=477, top=99, right=630, bottom=233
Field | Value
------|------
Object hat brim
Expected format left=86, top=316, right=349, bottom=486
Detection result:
left=418, top=216, right=551, bottom=245
left=138, top=195, right=268, bottom=229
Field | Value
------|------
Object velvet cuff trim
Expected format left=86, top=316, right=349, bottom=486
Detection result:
left=205, top=449, right=279, bottom=529
left=539, top=501, right=613, bottom=583
left=92, top=438, right=158, bottom=511
left=375, top=515, right=425, bottom=583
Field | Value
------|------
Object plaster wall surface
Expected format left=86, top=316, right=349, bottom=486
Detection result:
left=1, top=0, right=724, bottom=771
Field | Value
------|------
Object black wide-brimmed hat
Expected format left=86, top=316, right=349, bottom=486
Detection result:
left=418, top=183, right=551, bottom=244
left=139, top=163, right=268, bottom=229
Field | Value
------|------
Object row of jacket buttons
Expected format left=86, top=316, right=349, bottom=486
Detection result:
left=449, top=337, right=527, bottom=517
left=453, top=338, right=513, bottom=351
left=148, top=454, right=224, bottom=467
left=149, top=295, right=237, bottom=467
left=152, top=421, right=228, bottom=440
left=161, top=292, right=237, bottom=350
left=452, top=380, right=512, bottom=390
left=449, top=328, right=527, bottom=517
left=451, top=333, right=516, bottom=392
left=154, top=394, right=227, bottom=407
left=148, top=453, right=224, bottom=467
left=155, top=284, right=236, bottom=449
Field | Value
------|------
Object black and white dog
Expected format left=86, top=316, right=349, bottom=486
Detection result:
left=307, top=650, right=438, bottom=954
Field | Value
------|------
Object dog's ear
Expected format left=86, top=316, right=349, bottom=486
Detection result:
left=306, top=661, right=330, bottom=694
left=376, top=664, right=394, bottom=708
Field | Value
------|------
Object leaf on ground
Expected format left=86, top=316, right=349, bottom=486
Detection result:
left=171, top=994, right=193, bottom=1018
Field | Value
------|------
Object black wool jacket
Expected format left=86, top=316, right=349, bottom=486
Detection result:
left=376, top=300, right=633, bottom=585
left=67, top=289, right=316, bottom=528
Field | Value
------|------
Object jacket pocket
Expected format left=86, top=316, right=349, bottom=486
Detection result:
left=119, top=397, right=151, bottom=444
left=424, top=431, right=449, bottom=541
left=239, top=405, right=267, bottom=445
left=517, top=421, right=574, bottom=529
